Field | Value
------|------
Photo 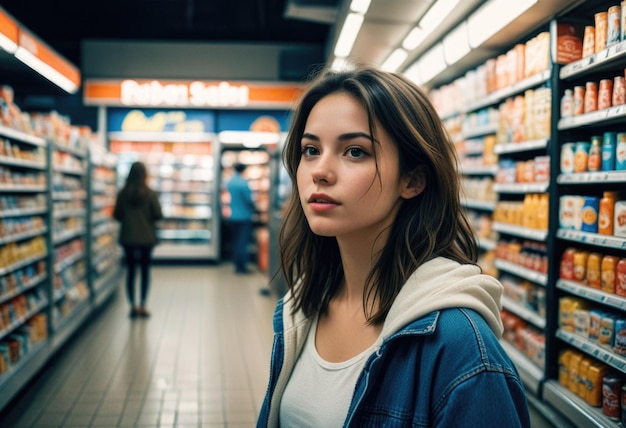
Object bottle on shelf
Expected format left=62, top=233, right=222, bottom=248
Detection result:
left=598, top=191, right=618, bottom=235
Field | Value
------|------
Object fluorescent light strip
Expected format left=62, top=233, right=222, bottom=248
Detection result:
left=381, top=48, right=408, bottom=71
left=334, top=12, right=365, bottom=58
left=331, top=57, right=355, bottom=71
left=218, top=131, right=282, bottom=147
left=14, top=47, right=78, bottom=93
left=350, top=0, right=371, bottom=14
left=468, top=0, right=538, bottom=48
left=402, top=0, right=461, bottom=51
left=417, top=43, right=446, bottom=83
left=443, top=21, right=470, bottom=65
left=0, top=34, right=17, bottom=53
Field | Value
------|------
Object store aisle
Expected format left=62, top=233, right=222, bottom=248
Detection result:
left=0, top=264, right=277, bottom=428
left=0, top=262, right=558, bottom=428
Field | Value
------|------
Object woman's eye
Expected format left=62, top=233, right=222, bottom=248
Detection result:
left=346, top=147, right=367, bottom=158
left=301, top=146, right=319, bottom=156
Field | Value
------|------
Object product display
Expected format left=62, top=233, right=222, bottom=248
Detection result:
left=0, top=97, right=122, bottom=411
left=432, top=1, right=626, bottom=425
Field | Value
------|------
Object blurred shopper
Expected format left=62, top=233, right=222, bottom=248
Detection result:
left=257, top=67, right=530, bottom=427
left=114, top=161, right=163, bottom=318
left=226, top=162, right=256, bottom=274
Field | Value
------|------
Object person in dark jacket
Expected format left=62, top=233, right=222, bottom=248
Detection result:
left=113, top=161, right=163, bottom=318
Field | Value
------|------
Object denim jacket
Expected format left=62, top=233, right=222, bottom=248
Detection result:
left=257, top=257, right=530, bottom=427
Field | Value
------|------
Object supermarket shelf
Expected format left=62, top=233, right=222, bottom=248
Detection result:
left=557, top=279, right=626, bottom=312
left=543, top=380, right=617, bottom=428
left=557, top=171, right=626, bottom=185
left=0, top=341, right=50, bottom=412
left=494, top=139, right=549, bottom=155
left=492, top=222, right=548, bottom=242
left=495, top=259, right=548, bottom=286
left=502, top=296, right=546, bottom=329
left=556, top=229, right=626, bottom=251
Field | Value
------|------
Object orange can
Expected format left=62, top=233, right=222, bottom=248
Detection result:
left=617, top=258, right=626, bottom=296
left=574, top=250, right=589, bottom=283
left=603, top=255, right=619, bottom=294
left=587, top=252, right=602, bottom=289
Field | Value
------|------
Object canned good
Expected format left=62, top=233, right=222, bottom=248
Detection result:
left=574, top=250, right=589, bottom=282
left=603, top=374, right=623, bottom=420
left=587, top=252, right=602, bottom=289
left=618, top=258, right=626, bottom=296
left=603, top=255, right=619, bottom=294
left=560, top=247, right=577, bottom=280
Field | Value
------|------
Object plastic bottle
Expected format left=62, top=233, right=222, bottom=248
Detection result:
left=561, top=89, right=574, bottom=117
left=602, top=255, right=618, bottom=294
left=587, top=136, right=602, bottom=172
left=599, top=191, right=619, bottom=235
left=616, top=133, right=626, bottom=170
left=587, top=252, right=602, bottom=289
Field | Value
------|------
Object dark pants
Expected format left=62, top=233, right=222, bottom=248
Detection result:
left=230, top=220, right=253, bottom=272
left=123, top=245, right=154, bottom=307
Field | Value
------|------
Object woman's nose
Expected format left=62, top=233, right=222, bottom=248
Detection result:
left=311, top=156, right=336, bottom=184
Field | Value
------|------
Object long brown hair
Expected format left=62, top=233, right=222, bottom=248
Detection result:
left=279, top=66, right=478, bottom=325
left=123, top=161, right=150, bottom=205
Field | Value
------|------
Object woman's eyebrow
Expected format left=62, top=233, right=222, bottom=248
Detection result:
left=302, top=131, right=372, bottom=141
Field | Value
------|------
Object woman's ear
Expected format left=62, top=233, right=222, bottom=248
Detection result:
left=400, top=166, right=426, bottom=199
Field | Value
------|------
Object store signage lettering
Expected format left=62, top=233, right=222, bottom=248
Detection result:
left=120, top=80, right=250, bottom=107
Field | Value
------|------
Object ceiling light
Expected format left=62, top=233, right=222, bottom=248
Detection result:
left=417, top=44, right=446, bottom=83
left=14, top=46, right=79, bottom=93
left=381, top=48, right=408, bottom=71
left=403, top=62, right=422, bottom=86
left=468, top=0, right=538, bottom=48
left=402, top=27, right=425, bottom=51
left=334, top=12, right=365, bottom=57
left=420, top=0, right=461, bottom=32
left=443, top=22, right=470, bottom=65
left=350, top=0, right=371, bottom=14
left=0, top=34, right=17, bottom=53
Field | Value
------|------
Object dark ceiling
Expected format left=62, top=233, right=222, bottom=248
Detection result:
left=1, top=0, right=334, bottom=67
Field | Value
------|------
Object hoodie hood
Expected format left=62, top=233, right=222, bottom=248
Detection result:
left=380, top=257, right=504, bottom=340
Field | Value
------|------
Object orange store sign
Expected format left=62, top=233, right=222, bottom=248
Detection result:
left=84, top=79, right=305, bottom=109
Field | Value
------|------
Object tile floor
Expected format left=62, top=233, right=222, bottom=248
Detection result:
left=0, top=262, right=559, bottom=427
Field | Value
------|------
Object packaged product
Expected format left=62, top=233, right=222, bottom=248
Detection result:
left=602, top=132, right=617, bottom=171
left=561, top=142, right=576, bottom=173
left=587, top=252, right=602, bottom=289
left=580, top=196, right=601, bottom=233
left=587, top=361, right=609, bottom=406
left=603, top=373, right=624, bottom=420
left=556, top=23, right=583, bottom=64
left=617, top=133, right=626, bottom=170
left=574, top=141, right=590, bottom=172
left=603, top=255, right=619, bottom=294
left=587, top=136, right=602, bottom=171
left=595, top=12, right=608, bottom=53
left=614, top=318, right=626, bottom=356
left=615, top=201, right=626, bottom=237
left=582, top=26, right=596, bottom=58
left=617, top=258, right=626, bottom=297
left=608, top=5, right=622, bottom=46
left=578, top=357, right=592, bottom=398
left=558, top=348, right=573, bottom=387
left=599, top=191, right=618, bottom=235
left=599, top=314, right=617, bottom=349
left=598, top=79, right=613, bottom=110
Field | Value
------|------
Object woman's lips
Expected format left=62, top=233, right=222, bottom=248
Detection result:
left=308, top=193, right=340, bottom=212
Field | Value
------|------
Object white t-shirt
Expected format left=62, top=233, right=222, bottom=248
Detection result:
left=279, top=316, right=378, bottom=427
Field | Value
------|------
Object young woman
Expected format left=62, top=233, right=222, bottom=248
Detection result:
left=257, top=67, right=530, bottom=427
left=113, top=161, right=163, bottom=318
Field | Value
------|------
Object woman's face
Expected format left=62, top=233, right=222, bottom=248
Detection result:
left=297, top=92, right=417, bottom=243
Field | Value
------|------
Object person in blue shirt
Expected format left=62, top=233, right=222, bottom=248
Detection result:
left=257, top=67, right=530, bottom=427
left=226, top=162, right=256, bottom=274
